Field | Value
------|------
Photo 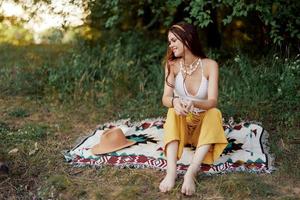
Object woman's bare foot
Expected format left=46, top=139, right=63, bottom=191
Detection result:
left=181, top=173, right=196, bottom=195
left=181, top=165, right=198, bottom=195
left=159, top=168, right=177, bottom=192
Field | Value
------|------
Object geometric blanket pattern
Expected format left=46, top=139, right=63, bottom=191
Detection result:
left=63, top=118, right=275, bottom=174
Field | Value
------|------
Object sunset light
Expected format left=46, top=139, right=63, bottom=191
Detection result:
left=0, top=0, right=87, bottom=43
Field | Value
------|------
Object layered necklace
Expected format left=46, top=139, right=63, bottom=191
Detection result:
left=180, top=57, right=201, bottom=76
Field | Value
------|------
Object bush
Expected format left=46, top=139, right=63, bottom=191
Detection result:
left=219, top=52, right=300, bottom=126
left=0, top=37, right=299, bottom=124
left=44, top=31, right=165, bottom=106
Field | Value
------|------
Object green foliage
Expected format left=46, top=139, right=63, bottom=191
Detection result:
left=1, top=42, right=299, bottom=125
left=39, top=28, right=64, bottom=44
left=185, top=0, right=212, bottom=27
left=0, top=121, right=10, bottom=133
left=219, top=53, right=300, bottom=125
left=0, top=65, right=46, bottom=97
left=43, top=31, right=165, bottom=107
left=1, top=0, right=298, bottom=49
left=88, top=0, right=182, bottom=30
left=8, top=108, right=30, bottom=118
left=0, top=18, right=34, bottom=45
left=89, top=0, right=300, bottom=47
left=0, top=39, right=166, bottom=119
left=185, top=0, right=300, bottom=46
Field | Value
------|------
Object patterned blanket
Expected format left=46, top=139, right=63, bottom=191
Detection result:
left=63, top=118, right=275, bottom=174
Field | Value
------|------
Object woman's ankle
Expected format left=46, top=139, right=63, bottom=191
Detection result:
left=185, top=164, right=199, bottom=178
left=166, top=164, right=177, bottom=175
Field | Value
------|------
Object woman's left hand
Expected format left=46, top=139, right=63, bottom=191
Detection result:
left=180, top=98, right=194, bottom=113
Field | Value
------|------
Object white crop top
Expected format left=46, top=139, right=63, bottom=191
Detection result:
left=174, top=59, right=208, bottom=113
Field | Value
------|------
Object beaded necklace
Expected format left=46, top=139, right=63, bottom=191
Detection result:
left=180, top=58, right=200, bottom=76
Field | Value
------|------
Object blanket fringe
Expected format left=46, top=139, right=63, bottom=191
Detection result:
left=260, top=129, right=276, bottom=172
left=68, top=161, right=275, bottom=175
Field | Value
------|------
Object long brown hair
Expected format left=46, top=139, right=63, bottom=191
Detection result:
left=165, top=22, right=207, bottom=88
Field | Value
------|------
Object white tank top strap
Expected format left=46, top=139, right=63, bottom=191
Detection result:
left=199, top=58, right=204, bottom=77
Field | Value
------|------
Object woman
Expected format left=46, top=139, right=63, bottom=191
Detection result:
left=159, top=22, right=228, bottom=196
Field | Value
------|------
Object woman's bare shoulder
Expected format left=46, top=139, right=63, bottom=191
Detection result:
left=202, top=58, right=219, bottom=71
left=201, top=58, right=218, bottom=77
left=202, top=58, right=218, bottom=68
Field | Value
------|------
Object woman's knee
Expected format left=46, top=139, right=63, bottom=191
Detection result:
left=205, top=108, right=222, bottom=119
left=164, top=140, right=179, bottom=158
left=166, top=140, right=179, bottom=149
left=207, top=107, right=221, bottom=114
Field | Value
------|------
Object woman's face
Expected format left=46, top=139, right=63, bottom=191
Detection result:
left=168, top=32, right=184, bottom=57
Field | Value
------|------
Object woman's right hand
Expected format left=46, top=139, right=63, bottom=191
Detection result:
left=173, top=98, right=188, bottom=116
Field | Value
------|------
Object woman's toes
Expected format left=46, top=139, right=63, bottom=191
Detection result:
left=181, top=175, right=196, bottom=196
left=181, top=186, right=186, bottom=195
left=159, top=173, right=176, bottom=193
left=159, top=185, right=165, bottom=192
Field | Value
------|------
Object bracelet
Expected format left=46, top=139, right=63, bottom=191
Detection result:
left=171, top=96, right=179, bottom=107
left=171, top=97, right=174, bottom=107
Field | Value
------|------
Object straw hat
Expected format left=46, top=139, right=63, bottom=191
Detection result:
left=91, top=128, right=136, bottom=155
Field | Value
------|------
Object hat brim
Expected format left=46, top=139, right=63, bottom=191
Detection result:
left=91, top=140, right=136, bottom=155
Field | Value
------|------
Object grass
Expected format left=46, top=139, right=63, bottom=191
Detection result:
left=8, top=107, right=30, bottom=118
left=0, top=41, right=299, bottom=199
left=0, top=95, right=299, bottom=199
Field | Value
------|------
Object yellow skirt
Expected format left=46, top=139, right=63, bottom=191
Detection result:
left=163, top=108, right=228, bottom=164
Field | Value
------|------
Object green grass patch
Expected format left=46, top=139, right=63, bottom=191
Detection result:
left=8, top=107, right=30, bottom=118
left=0, top=121, right=10, bottom=133
left=47, top=174, right=71, bottom=191
left=217, top=174, right=277, bottom=199
left=0, top=123, right=50, bottom=149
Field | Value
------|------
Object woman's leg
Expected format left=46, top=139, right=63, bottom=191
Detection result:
left=181, top=144, right=211, bottom=196
left=160, top=108, right=188, bottom=192
left=159, top=140, right=179, bottom=192
left=181, top=108, right=227, bottom=195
